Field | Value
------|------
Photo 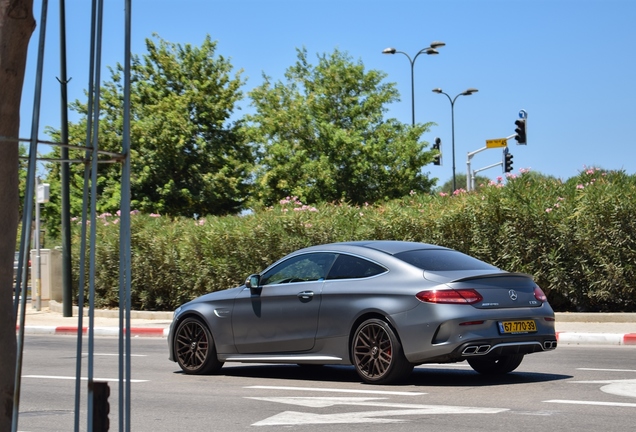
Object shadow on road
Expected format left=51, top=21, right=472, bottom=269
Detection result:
left=175, top=363, right=572, bottom=387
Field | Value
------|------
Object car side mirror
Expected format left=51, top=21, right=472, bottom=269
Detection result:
left=245, top=274, right=261, bottom=293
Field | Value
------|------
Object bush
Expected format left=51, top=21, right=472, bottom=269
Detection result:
left=71, top=168, right=636, bottom=312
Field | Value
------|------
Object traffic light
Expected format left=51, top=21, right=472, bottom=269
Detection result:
left=504, top=148, right=514, bottom=173
left=92, top=381, right=110, bottom=432
left=514, top=119, right=527, bottom=144
left=432, top=137, right=442, bottom=166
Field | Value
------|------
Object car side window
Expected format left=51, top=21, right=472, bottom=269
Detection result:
left=260, top=253, right=337, bottom=285
left=326, top=254, right=386, bottom=280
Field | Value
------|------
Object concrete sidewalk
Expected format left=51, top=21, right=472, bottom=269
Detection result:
left=17, top=301, right=173, bottom=337
left=16, top=301, right=636, bottom=345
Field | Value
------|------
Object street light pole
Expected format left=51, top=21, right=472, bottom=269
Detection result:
left=432, top=88, right=478, bottom=192
left=382, top=41, right=445, bottom=125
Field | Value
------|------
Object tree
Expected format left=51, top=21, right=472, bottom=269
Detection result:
left=0, top=0, right=35, bottom=428
left=246, top=47, right=437, bottom=207
left=437, top=173, right=491, bottom=194
left=45, top=34, right=254, bottom=219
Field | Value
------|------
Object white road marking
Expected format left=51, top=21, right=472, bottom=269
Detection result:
left=249, top=397, right=421, bottom=409
left=249, top=397, right=508, bottom=426
left=577, top=368, right=636, bottom=373
left=569, top=378, right=636, bottom=398
left=545, top=400, right=636, bottom=408
left=601, top=380, right=636, bottom=399
left=22, top=375, right=148, bottom=383
left=570, top=379, right=634, bottom=384
left=245, top=385, right=425, bottom=396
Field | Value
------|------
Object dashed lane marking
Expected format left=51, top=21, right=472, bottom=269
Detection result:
left=22, top=375, right=148, bottom=383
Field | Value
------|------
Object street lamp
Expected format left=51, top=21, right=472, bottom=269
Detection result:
left=432, top=87, right=478, bottom=192
left=382, top=41, right=446, bottom=125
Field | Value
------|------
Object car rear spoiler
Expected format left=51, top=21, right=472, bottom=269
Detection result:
left=449, top=272, right=535, bottom=283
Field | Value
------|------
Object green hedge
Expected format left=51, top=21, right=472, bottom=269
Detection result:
left=72, top=168, right=636, bottom=312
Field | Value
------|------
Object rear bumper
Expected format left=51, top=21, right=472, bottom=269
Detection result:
left=408, top=334, right=557, bottom=365
left=393, top=303, right=557, bottom=364
left=454, top=336, right=557, bottom=358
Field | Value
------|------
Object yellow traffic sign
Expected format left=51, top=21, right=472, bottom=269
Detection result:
left=486, top=138, right=508, bottom=148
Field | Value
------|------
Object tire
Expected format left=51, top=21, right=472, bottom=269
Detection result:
left=351, top=318, right=413, bottom=384
left=467, top=354, right=524, bottom=375
left=173, top=317, right=224, bottom=375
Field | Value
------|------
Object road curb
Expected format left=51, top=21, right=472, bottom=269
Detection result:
left=556, top=332, right=636, bottom=346
left=17, top=325, right=170, bottom=337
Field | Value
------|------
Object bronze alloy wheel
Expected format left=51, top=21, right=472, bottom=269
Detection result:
left=352, top=318, right=412, bottom=384
left=174, top=317, right=223, bottom=374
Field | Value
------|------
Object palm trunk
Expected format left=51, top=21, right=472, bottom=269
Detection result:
left=0, top=0, right=35, bottom=428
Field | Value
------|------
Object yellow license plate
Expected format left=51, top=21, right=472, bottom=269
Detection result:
left=498, top=320, right=537, bottom=334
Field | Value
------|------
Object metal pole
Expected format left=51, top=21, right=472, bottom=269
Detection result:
left=409, top=60, right=415, bottom=126
left=433, top=89, right=478, bottom=192
left=73, top=0, right=100, bottom=425
left=58, top=0, right=73, bottom=318
left=466, top=146, right=489, bottom=192
left=120, top=2, right=133, bottom=429
left=408, top=50, right=428, bottom=125
left=86, top=2, right=105, bottom=429
left=450, top=99, right=456, bottom=192
left=34, top=178, right=41, bottom=311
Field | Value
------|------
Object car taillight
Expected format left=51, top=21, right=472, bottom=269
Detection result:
left=534, top=286, right=547, bottom=302
left=416, top=289, right=483, bottom=305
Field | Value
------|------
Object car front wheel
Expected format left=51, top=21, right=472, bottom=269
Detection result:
left=351, top=318, right=413, bottom=384
left=174, top=317, right=223, bottom=375
left=467, top=354, right=524, bottom=375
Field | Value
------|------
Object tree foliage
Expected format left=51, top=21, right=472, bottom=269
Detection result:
left=246, top=48, right=437, bottom=206
left=437, top=173, right=490, bottom=194
left=45, top=34, right=253, bottom=219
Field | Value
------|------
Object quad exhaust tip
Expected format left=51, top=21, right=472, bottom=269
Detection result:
left=462, top=345, right=491, bottom=355
left=543, top=340, right=557, bottom=350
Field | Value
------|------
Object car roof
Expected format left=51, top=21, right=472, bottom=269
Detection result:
left=303, top=240, right=450, bottom=256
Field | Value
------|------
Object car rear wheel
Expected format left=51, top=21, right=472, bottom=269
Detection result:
left=467, top=354, right=524, bottom=375
left=174, top=317, right=223, bottom=375
left=352, top=318, right=413, bottom=384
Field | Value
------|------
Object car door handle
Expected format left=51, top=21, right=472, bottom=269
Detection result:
left=297, top=291, right=314, bottom=300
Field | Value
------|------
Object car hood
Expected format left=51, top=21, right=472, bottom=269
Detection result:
left=185, top=285, right=245, bottom=306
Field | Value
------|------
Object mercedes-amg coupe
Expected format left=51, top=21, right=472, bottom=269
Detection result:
left=168, top=241, right=557, bottom=384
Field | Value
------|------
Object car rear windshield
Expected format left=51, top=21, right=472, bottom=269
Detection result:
left=394, top=249, right=498, bottom=272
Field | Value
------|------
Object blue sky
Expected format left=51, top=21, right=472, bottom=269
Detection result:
left=20, top=0, right=636, bottom=187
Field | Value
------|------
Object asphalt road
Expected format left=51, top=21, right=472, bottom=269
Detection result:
left=16, top=335, right=636, bottom=431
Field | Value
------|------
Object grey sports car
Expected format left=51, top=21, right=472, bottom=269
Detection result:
left=168, top=241, right=557, bottom=384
